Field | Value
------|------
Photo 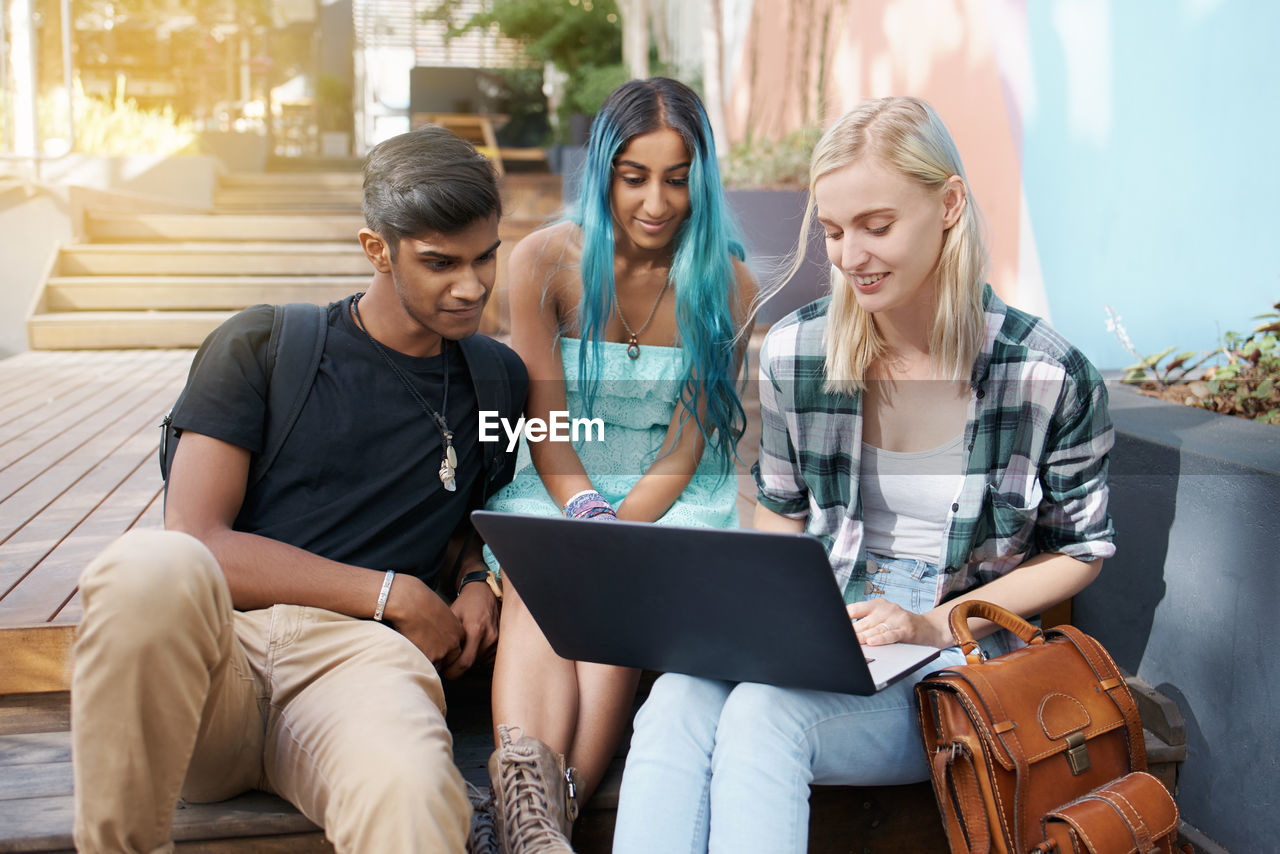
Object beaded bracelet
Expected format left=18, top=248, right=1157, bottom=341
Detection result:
left=563, top=489, right=618, bottom=520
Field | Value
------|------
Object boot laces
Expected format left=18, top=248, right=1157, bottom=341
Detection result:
left=497, top=734, right=571, bottom=851
left=465, top=782, right=498, bottom=854
left=503, top=752, right=568, bottom=848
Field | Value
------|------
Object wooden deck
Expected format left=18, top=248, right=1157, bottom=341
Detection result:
left=0, top=349, right=193, bottom=634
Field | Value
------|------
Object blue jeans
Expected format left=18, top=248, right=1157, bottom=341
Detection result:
left=612, top=554, right=967, bottom=854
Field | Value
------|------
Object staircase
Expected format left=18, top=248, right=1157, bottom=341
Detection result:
left=26, top=172, right=562, bottom=349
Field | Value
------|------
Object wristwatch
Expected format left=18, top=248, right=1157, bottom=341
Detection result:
left=457, top=568, right=502, bottom=600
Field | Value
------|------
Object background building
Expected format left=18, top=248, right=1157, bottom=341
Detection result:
left=707, top=0, right=1278, bottom=374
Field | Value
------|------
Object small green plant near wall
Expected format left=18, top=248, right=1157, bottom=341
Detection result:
left=37, top=79, right=197, bottom=156
left=1106, top=302, right=1280, bottom=425
left=720, top=125, right=822, bottom=190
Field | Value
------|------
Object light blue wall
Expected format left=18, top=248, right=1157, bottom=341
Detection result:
left=1024, top=1, right=1279, bottom=371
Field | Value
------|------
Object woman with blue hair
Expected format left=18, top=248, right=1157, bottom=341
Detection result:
left=479, top=77, right=756, bottom=853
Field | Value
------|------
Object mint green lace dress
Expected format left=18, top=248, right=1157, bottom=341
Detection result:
left=483, top=337, right=739, bottom=573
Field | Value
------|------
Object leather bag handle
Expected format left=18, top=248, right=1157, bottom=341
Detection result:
left=948, top=600, right=1044, bottom=664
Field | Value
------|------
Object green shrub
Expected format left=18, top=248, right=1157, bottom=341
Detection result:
left=38, top=80, right=197, bottom=156
left=720, top=125, right=822, bottom=190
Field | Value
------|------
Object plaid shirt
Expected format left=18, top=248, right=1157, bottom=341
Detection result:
left=752, top=286, right=1115, bottom=606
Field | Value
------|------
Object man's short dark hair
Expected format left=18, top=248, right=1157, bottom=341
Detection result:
left=362, top=125, right=502, bottom=258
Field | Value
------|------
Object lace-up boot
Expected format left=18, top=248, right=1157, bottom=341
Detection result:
left=465, top=782, right=499, bottom=854
left=487, top=724, right=580, bottom=854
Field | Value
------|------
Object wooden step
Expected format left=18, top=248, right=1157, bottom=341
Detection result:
left=0, top=668, right=1193, bottom=854
left=85, top=211, right=365, bottom=243
left=84, top=214, right=545, bottom=248
left=45, top=276, right=366, bottom=311
left=213, top=189, right=362, bottom=209
left=0, top=729, right=327, bottom=853
left=208, top=204, right=365, bottom=216
left=0, top=626, right=75, bottom=696
left=57, top=244, right=369, bottom=277
left=0, top=673, right=942, bottom=854
left=0, top=584, right=1189, bottom=854
left=27, top=311, right=236, bottom=349
left=210, top=173, right=561, bottom=221
left=218, top=173, right=363, bottom=190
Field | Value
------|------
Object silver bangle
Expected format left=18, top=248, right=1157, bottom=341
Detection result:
left=373, top=570, right=396, bottom=622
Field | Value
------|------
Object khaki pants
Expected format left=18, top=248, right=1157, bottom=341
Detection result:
left=71, top=530, right=470, bottom=854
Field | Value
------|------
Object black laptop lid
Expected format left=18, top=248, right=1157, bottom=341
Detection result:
left=472, top=511, right=883, bottom=695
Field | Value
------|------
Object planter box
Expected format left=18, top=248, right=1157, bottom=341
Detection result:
left=726, top=188, right=828, bottom=326
left=1073, top=385, right=1280, bottom=853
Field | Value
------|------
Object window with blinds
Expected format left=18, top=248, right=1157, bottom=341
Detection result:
left=352, top=0, right=528, bottom=68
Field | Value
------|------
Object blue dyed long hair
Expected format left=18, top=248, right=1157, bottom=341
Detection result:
left=570, top=77, right=748, bottom=476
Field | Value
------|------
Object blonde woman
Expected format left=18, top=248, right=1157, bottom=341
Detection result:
left=613, top=96, right=1116, bottom=853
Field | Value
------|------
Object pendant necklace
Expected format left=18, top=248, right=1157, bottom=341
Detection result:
left=350, top=293, right=458, bottom=492
left=615, top=277, right=671, bottom=360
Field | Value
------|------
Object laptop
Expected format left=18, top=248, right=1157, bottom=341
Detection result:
left=471, top=511, right=942, bottom=695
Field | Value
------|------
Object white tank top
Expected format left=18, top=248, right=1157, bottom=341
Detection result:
left=860, top=434, right=966, bottom=563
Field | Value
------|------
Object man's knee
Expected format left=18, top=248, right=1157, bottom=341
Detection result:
left=79, top=529, right=226, bottom=637
left=325, top=733, right=469, bottom=847
left=353, top=738, right=461, bottom=797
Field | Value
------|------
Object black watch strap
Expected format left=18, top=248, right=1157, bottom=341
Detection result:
left=456, top=568, right=491, bottom=598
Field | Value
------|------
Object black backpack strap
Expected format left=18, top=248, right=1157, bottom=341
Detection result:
left=442, top=334, right=518, bottom=594
left=248, top=302, right=328, bottom=489
left=159, top=402, right=183, bottom=482
left=456, top=334, right=513, bottom=500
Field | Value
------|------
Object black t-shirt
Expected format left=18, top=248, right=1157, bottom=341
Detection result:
left=172, top=296, right=523, bottom=583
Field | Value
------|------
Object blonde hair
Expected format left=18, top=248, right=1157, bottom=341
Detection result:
left=785, top=96, right=988, bottom=394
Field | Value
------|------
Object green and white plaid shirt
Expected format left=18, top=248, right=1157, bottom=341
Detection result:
left=752, top=286, right=1116, bottom=606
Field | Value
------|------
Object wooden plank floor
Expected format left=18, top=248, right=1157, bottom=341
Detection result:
left=0, top=349, right=194, bottom=630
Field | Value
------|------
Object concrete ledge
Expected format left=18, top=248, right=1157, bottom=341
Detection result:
left=1107, top=382, right=1280, bottom=475
left=1179, top=820, right=1232, bottom=854
left=1074, top=384, right=1278, bottom=854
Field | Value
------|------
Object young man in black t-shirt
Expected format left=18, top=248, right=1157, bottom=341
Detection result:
left=71, top=127, right=527, bottom=854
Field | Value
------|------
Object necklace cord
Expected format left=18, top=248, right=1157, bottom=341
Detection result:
left=614, top=278, right=670, bottom=359
left=350, top=293, right=458, bottom=489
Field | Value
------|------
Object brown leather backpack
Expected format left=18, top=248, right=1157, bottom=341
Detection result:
left=915, top=601, right=1186, bottom=854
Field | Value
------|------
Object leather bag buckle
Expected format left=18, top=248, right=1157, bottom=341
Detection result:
left=1064, top=731, right=1090, bottom=775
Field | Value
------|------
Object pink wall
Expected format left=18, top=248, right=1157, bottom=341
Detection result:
left=726, top=0, right=1036, bottom=311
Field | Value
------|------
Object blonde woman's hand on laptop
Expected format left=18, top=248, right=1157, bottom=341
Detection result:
left=847, top=598, right=949, bottom=649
